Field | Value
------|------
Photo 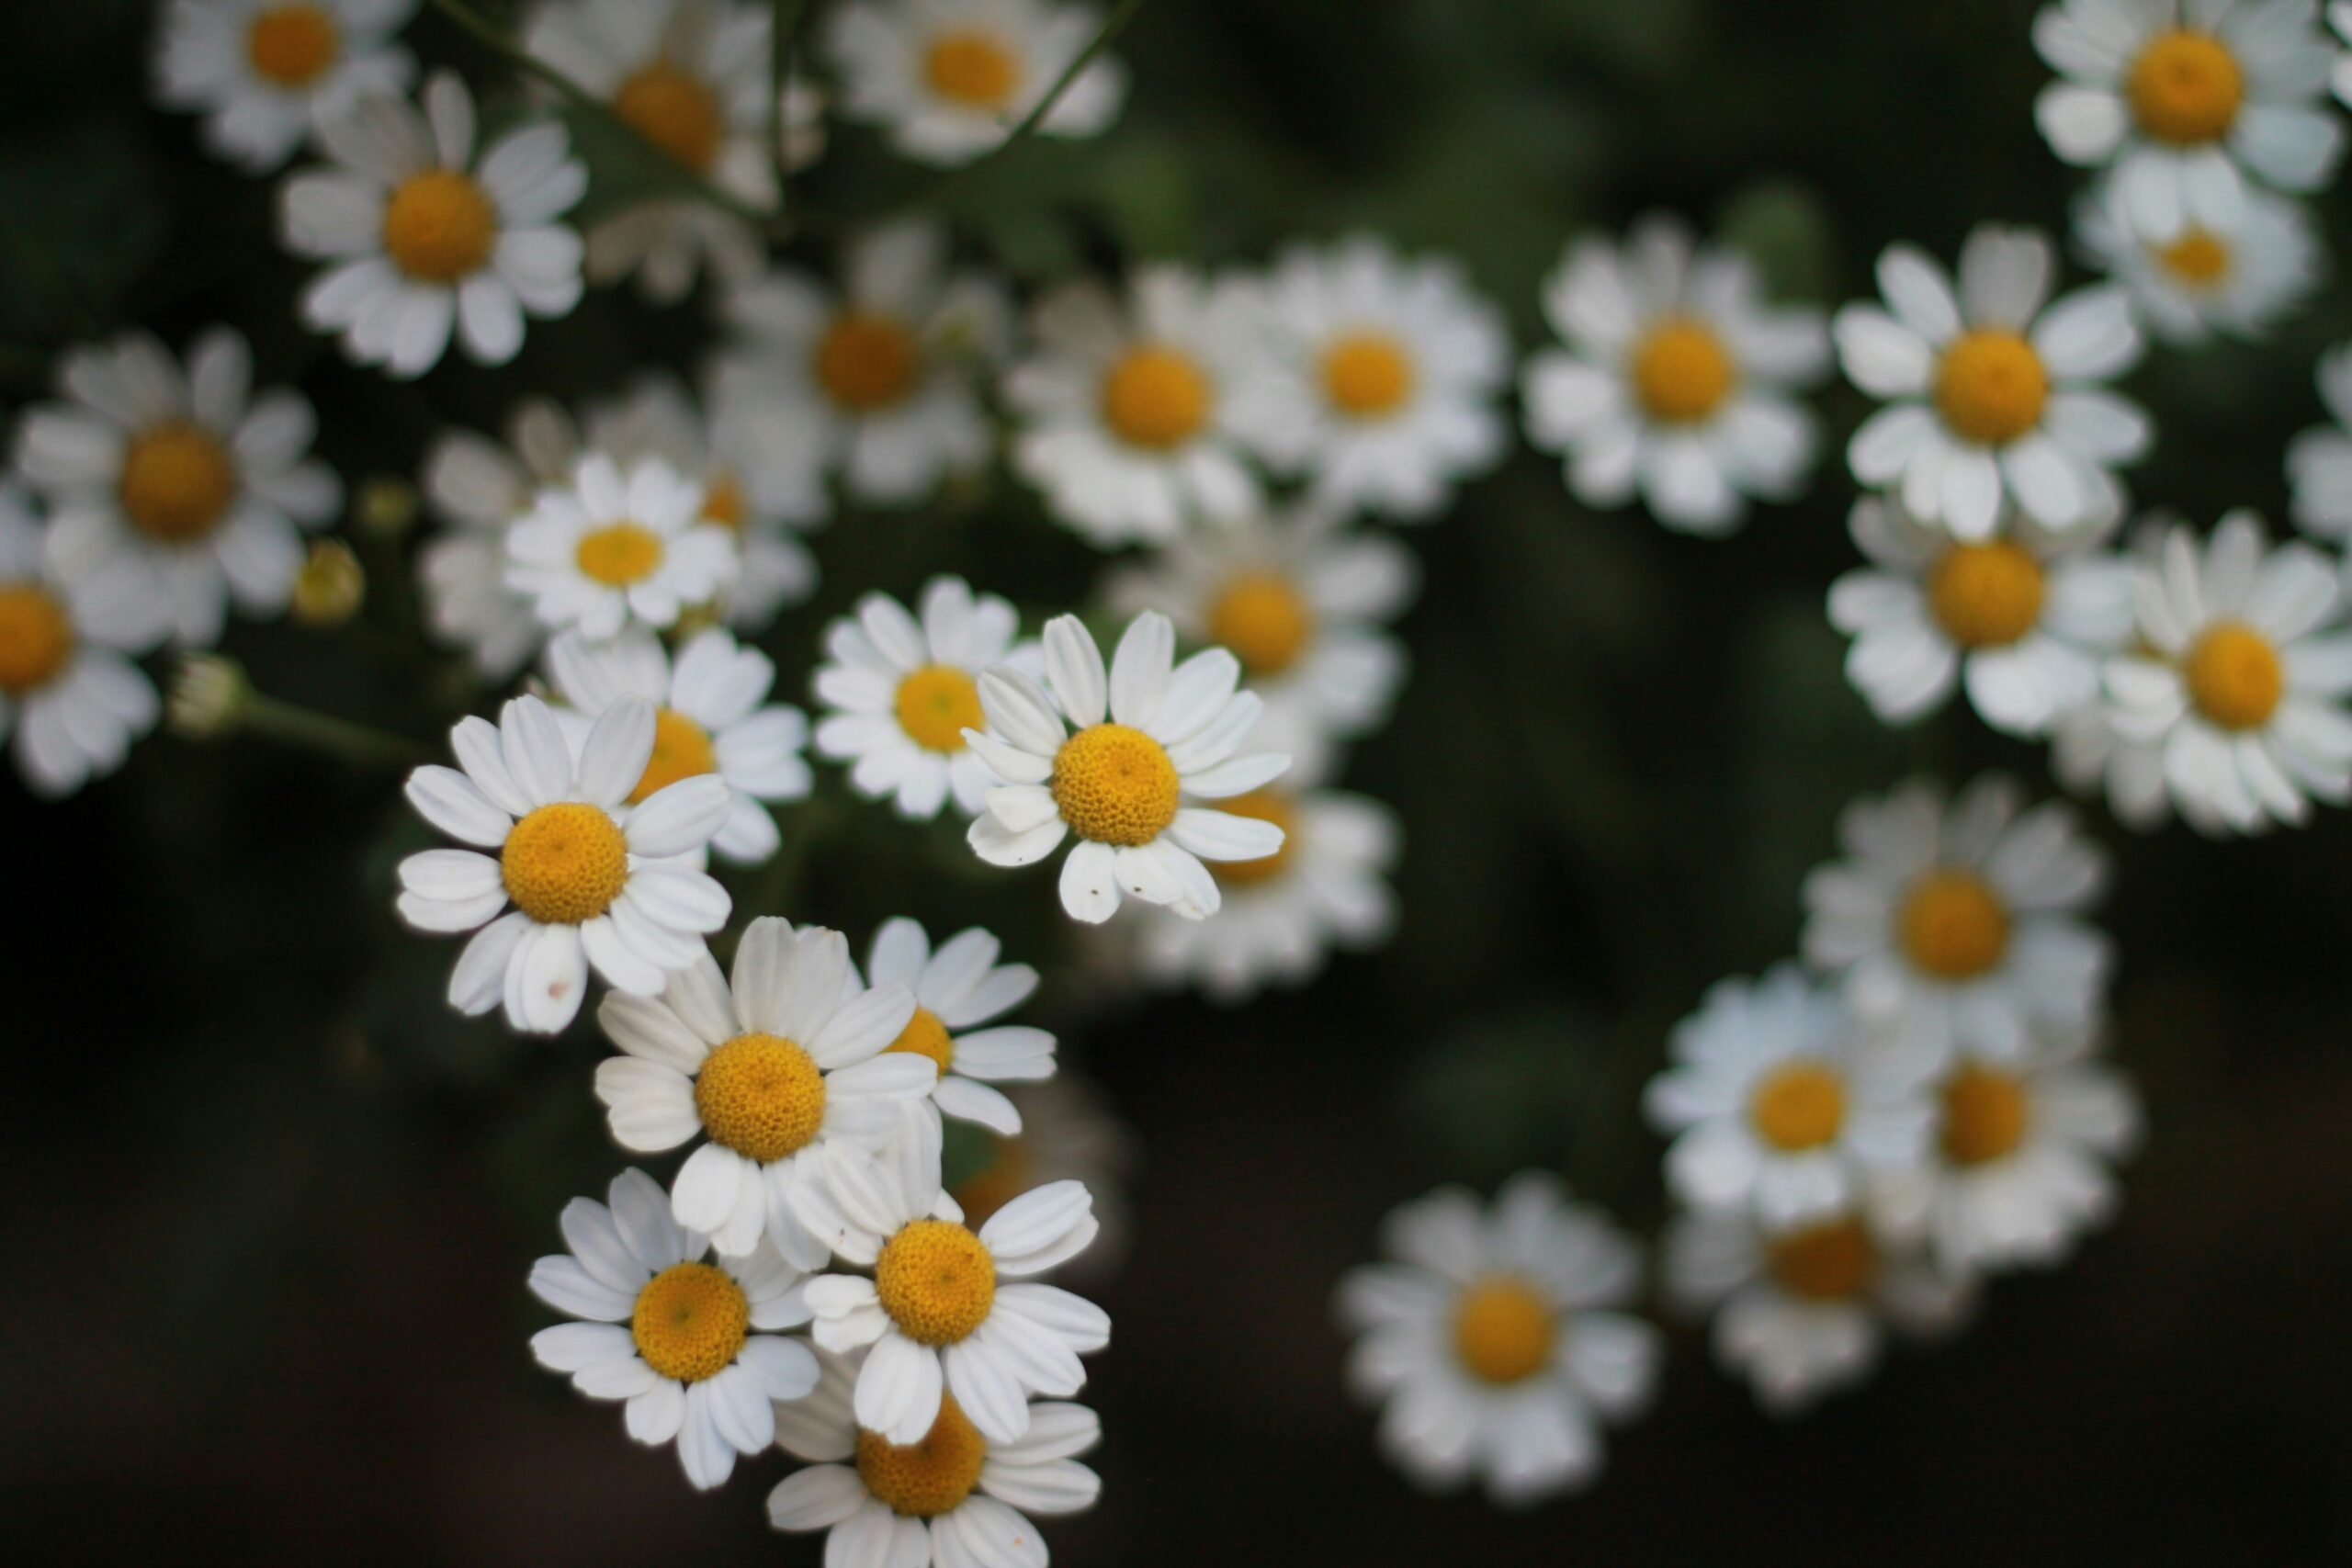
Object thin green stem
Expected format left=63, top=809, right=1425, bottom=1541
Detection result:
left=243, top=694, right=428, bottom=768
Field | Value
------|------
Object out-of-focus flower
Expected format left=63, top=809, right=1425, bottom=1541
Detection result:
left=825, top=0, right=1127, bottom=167
left=2074, top=176, right=2320, bottom=343
left=164, top=651, right=250, bottom=741
left=504, top=453, right=736, bottom=639
left=2284, top=344, right=2352, bottom=540
left=153, top=0, right=418, bottom=173
left=289, top=537, right=364, bottom=625
left=947, top=1077, right=1137, bottom=1282
left=0, top=489, right=164, bottom=794
left=417, top=400, right=578, bottom=680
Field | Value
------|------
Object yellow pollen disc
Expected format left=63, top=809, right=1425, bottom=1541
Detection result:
left=500, top=801, right=629, bottom=925
left=701, top=472, right=747, bottom=531
left=1451, top=1277, right=1555, bottom=1385
left=1749, top=1061, right=1848, bottom=1152
left=1899, top=869, right=2010, bottom=981
left=630, top=1261, right=750, bottom=1383
left=813, top=312, right=921, bottom=412
left=885, top=1007, right=956, bottom=1074
left=1321, top=333, right=1416, bottom=419
left=119, top=423, right=236, bottom=544
left=0, top=585, right=74, bottom=695
left=1940, top=1065, right=2030, bottom=1166
left=613, top=62, right=726, bottom=173
left=246, top=4, right=339, bottom=86
left=1927, top=540, right=2046, bottom=649
left=1207, top=789, right=1295, bottom=888
left=1934, top=330, right=2048, bottom=446
left=1207, top=570, right=1314, bottom=677
left=949, top=1136, right=1034, bottom=1231
left=627, top=708, right=717, bottom=805
left=1768, top=1217, right=1877, bottom=1302
left=894, top=664, right=984, bottom=753
left=923, top=29, right=1023, bottom=110
left=856, top=1397, right=989, bottom=1517
left=695, top=1032, right=827, bottom=1162
left=380, top=169, right=498, bottom=284
left=875, top=1219, right=996, bottom=1346
left=1050, top=722, right=1182, bottom=846
left=2129, top=30, right=2243, bottom=146
left=2185, top=621, right=2283, bottom=730
left=2155, top=229, right=2232, bottom=288
left=1630, top=318, right=1736, bottom=424
left=1101, top=346, right=1212, bottom=451
left=573, top=522, right=665, bottom=588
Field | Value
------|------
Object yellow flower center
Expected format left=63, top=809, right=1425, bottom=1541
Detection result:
left=856, top=1396, right=989, bottom=1517
left=246, top=4, right=339, bottom=86
left=894, top=665, right=984, bottom=753
left=2129, top=30, right=2243, bottom=146
left=0, top=584, right=74, bottom=695
left=700, top=473, right=747, bottom=531
left=1749, top=1060, right=1848, bottom=1152
left=1101, top=346, right=1212, bottom=451
left=1934, top=330, right=2048, bottom=446
left=573, top=522, right=665, bottom=588
left=500, top=801, right=629, bottom=925
left=119, top=423, right=237, bottom=544
left=613, top=62, right=726, bottom=174
left=694, top=1031, right=827, bottom=1162
left=949, top=1136, right=1034, bottom=1231
left=381, top=170, right=498, bottom=284
left=923, top=29, right=1023, bottom=110
left=1899, top=869, right=2010, bottom=981
left=2154, top=228, right=2232, bottom=289
left=626, top=707, right=717, bottom=805
left=1451, top=1277, right=1555, bottom=1385
left=1321, top=333, right=1416, bottom=419
left=1050, top=722, right=1182, bottom=846
left=1206, top=570, right=1314, bottom=677
left=1940, top=1065, right=2031, bottom=1166
left=2185, top=621, right=2283, bottom=730
left=1206, top=789, right=1295, bottom=888
left=874, top=1219, right=996, bottom=1346
left=1630, top=318, right=1736, bottom=424
left=885, top=1006, right=956, bottom=1074
left=813, top=312, right=921, bottom=412
left=629, top=1261, right=750, bottom=1383
left=1926, top=540, right=2046, bottom=649
left=1767, top=1217, right=1878, bottom=1302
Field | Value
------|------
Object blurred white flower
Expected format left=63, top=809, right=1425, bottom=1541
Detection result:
left=153, top=0, right=418, bottom=173
left=825, top=0, right=1127, bottom=167
left=2074, top=175, right=2320, bottom=343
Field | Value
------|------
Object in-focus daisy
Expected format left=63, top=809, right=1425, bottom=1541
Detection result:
left=281, top=71, right=586, bottom=377
left=947, top=1077, right=1137, bottom=1283
left=1333, top=1173, right=1659, bottom=1506
left=1829, top=494, right=2135, bottom=736
left=527, top=1168, right=819, bottom=1489
left=854, top=917, right=1058, bottom=1139
left=2033, top=0, right=2341, bottom=242
left=1835, top=223, right=2148, bottom=538
left=2285, top=343, right=2352, bottom=540
left=1802, top=774, right=2113, bottom=1061
left=825, top=0, right=1127, bottom=167
left=1644, top=965, right=1934, bottom=1228
left=2101, top=510, right=2352, bottom=831
left=964, top=611, right=1292, bottom=924
left=769, top=1348, right=1101, bottom=1568
left=153, top=0, right=418, bottom=173
left=1004, top=267, right=1277, bottom=546
left=504, top=453, right=737, bottom=638
left=395, top=694, right=731, bottom=1032
left=594, top=917, right=938, bottom=1266
left=1521, top=214, right=1831, bottom=536
left=418, top=398, right=579, bottom=679
left=13, top=327, right=341, bottom=647
left=2074, top=177, right=2320, bottom=343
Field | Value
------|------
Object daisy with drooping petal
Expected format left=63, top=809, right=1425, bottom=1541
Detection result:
left=13, top=327, right=342, bottom=648
left=153, top=0, right=418, bottom=173
left=964, top=611, right=1293, bottom=924
left=1835, top=223, right=2149, bottom=539
left=418, top=398, right=579, bottom=680
left=854, top=917, right=1058, bottom=1139
left=504, top=453, right=737, bottom=639
left=947, top=1077, right=1137, bottom=1284
left=395, top=694, right=731, bottom=1033
left=2074, top=176, right=2320, bottom=343
left=2033, top=0, right=2342, bottom=243
left=2285, top=344, right=2352, bottom=540
left=527, top=1168, right=819, bottom=1490
left=1521, top=214, right=1832, bottom=536
left=281, top=71, right=586, bottom=377
left=825, top=0, right=1127, bottom=167
left=1334, top=1173, right=1659, bottom=1506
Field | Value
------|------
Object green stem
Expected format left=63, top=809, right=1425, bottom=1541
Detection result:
left=243, top=694, right=428, bottom=768
left=769, top=0, right=814, bottom=218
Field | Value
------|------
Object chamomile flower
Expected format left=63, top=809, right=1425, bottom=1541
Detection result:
left=2284, top=344, right=2352, bottom=540
left=1521, top=214, right=1832, bottom=535
left=1835, top=223, right=2148, bottom=538
left=503, top=453, right=737, bottom=638
left=769, top=1348, right=1102, bottom=1568
left=947, top=1078, right=1137, bottom=1283
left=1802, top=774, right=2113, bottom=1062
left=418, top=398, right=580, bottom=680
left=12, top=327, right=342, bottom=647
left=396, top=694, right=731, bottom=1033
left=1004, top=267, right=1279, bottom=546
left=825, top=0, right=1128, bottom=167
left=594, top=917, right=938, bottom=1267
left=854, top=919, right=1057, bottom=1141
left=527, top=1168, right=819, bottom=1490
left=964, top=611, right=1293, bottom=924
left=2074, top=177, right=2320, bottom=343
left=1644, top=965, right=1935, bottom=1228
left=2032, top=0, right=2342, bottom=243
left=1828, top=494, right=2135, bottom=736
left=546, top=626, right=811, bottom=865
left=281, top=71, right=586, bottom=377
left=1334, top=1173, right=1659, bottom=1506
left=153, top=0, right=418, bottom=173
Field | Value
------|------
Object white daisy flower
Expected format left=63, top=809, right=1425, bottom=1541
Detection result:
left=1645, top=965, right=1936, bottom=1228
left=964, top=611, right=1292, bottom=924
left=280, top=71, right=586, bottom=378
left=945, top=1077, right=1137, bottom=1285
left=1004, top=266, right=1278, bottom=546
left=594, top=917, right=938, bottom=1268
left=395, top=694, right=732, bottom=1033
left=545, top=626, right=810, bottom=865
left=1521, top=213, right=1831, bottom=536
left=714, top=219, right=1012, bottom=508
left=2284, top=343, right=2352, bottom=541
left=1333, top=1173, right=1659, bottom=1506
left=418, top=398, right=578, bottom=680
left=2033, top=0, right=2342, bottom=243
left=12, top=326, right=342, bottom=647
left=825, top=0, right=1128, bottom=168
left=1834, top=223, right=2150, bottom=539
left=1802, top=774, right=2113, bottom=1062
left=2074, top=176, right=2320, bottom=343
left=769, top=1348, right=1101, bottom=1568
left=1829, top=493, right=2135, bottom=736
left=153, top=0, right=418, bottom=174
left=527, top=1167, right=820, bottom=1490
left=854, top=917, right=1059, bottom=1139
left=2101, top=510, right=2352, bottom=831
left=1665, top=1205, right=1972, bottom=1416
left=503, top=452, right=738, bottom=639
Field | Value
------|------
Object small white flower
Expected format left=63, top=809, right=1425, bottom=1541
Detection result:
left=153, top=0, right=418, bottom=173
left=2284, top=343, right=2352, bottom=540
left=825, top=0, right=1127, bottom=167
left=854, top=917, right=1059, bottom=1138
left=2074, top=175, right=2320, bottom=343
left=504, top=452, right=737, bottom=639
left=418, top=399, right=579, bottom=680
